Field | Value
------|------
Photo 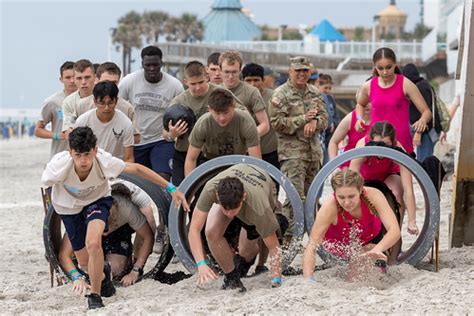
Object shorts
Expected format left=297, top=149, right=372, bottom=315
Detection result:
left=103, top=224, right=134, bottom=257
left=224, top=217, right=260, bottom=241
left=60, top=196, right=113, bottom=251
left=172, top=150, right=208, bottom=186
left=134, top=140, right=174, bottom=175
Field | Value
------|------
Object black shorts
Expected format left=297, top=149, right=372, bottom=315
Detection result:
left=224, top=217, right=260, bottom=241
left=60, top=196, right=113, bottom=251
left=103, top=224, right=134, bottom=257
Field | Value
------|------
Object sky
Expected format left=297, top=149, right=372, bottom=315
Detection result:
left=1, top=0, right=420, bottom=109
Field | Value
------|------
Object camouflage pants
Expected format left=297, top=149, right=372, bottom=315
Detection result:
left=280, top=158, right=320, bottom=237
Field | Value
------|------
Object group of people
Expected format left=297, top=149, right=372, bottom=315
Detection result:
left=38, top=44, right=435, bottom=309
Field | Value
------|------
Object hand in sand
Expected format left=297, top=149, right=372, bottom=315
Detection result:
left=72, top=279, right=90, bottom=296
left=121, top=271, right=140, bottom=287
left=361, top=248, right=387, bottom=262
left=197, top=265, right=218, bottom=286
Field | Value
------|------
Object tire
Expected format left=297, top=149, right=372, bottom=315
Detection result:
left=42, top=173, right=174, bottom=281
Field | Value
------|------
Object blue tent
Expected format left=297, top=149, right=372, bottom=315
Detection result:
left=310, top=19, right=346, bottom=42
left=203, top=0, right=261, bottom=42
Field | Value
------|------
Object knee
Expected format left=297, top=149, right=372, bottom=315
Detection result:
left=85, top=239, right=102, bottom=255
left=205, top=226, right=223, bottom=243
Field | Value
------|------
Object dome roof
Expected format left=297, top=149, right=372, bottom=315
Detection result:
left=377, top=4, right=406, bottom=17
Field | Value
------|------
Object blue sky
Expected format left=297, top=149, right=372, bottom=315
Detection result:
left=1, top=0, right=420, bottom=108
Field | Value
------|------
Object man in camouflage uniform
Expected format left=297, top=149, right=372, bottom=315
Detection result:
left=269, top=56, right=328, bottom=238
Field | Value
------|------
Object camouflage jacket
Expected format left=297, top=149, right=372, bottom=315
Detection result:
left=269, top=80, right=328, bottom=161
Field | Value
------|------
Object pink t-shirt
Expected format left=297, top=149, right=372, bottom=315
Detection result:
left=323, top=194, right=382, bottom=259
left=360, top=137, right=400, bottom=181
left=369, top=74, right=413, bottom=153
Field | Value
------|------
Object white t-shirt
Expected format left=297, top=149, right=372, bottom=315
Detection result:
left=75, top=109, right=134, bottom=159
left=62, top=90, right=85, bottom=131
left=118, top=69, right=184, bottom=145
left=42, top=149, right=125, bottom=215
left=39, top=90, right=69, bottom=157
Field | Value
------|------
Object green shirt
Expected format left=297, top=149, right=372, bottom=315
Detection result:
left=188, top=109, right=260, bottom=159
left=196, top=164, right=280, bottom=238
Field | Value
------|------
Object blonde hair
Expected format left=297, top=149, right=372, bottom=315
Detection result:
left=331, top=169, right=378, bottom=216
left=219, top=51, right=243, bottom=68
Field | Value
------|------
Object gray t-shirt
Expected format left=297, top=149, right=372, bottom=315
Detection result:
left=39, top=90, right=69, bottom=157
left=75, top=109, right=134, bottom=159
left=118, top=69, right=184, bottom=145
left=188, top=109, right=260, bottom=159
left=62, top=90, right=86, bottom=131
left=107, top=194, right=147, bottom=234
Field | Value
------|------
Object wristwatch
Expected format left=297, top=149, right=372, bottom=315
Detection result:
left=132, top=265, right=144, bottom=276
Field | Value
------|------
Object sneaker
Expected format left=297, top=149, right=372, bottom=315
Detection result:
left=100, top=262, right=116, bottom=298
left=221, top=269, right=246, bottom=292
left=153, top=226, right=166, bottom=254
left=234, top=255, right=255, bottom=278
left=86, top=293, right=104, bottom=309
left=374, top=259, right=388, bottom=274
left=253, top=265, right=269, bottom=276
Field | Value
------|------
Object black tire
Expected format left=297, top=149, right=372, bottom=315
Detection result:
left=42, top=173, right=174, bottom=281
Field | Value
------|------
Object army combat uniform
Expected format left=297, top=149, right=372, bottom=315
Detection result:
left=269, top=57, right=328, bottom=236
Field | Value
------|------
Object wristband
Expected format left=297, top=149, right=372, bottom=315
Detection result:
left=72, top=273, right=83, bottom=281
left=54, top=132, right=59, bottom=140
left=271, top=277, right=282, bottom=284
left=356, top=114, right=363, bottom=120
left=166, top=182, right=177, bottom=193
left=196, top=259, right=209, bottom=267
left=67, top=268, right=79, bottom=277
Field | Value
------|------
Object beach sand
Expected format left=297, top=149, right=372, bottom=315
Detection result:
left=0, top=138, right=473, bottom=314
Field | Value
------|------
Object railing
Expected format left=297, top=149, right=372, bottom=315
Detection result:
left=219, top=39, right=423, bottom=60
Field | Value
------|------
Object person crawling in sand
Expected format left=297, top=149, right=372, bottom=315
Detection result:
left=58, top=182, right=155, bottom=294
left=302, top=168, right=400, bottom=281
left=42, top=126, right=188, bottom=310
left=187, top=164, right=285, bottom=292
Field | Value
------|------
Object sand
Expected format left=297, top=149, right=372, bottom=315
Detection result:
left=0, top=138, right=473, bottom=314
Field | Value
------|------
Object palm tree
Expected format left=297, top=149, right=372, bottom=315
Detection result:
left=141, top=10, right=169, bottom=44
left=177, top=13, right=203, bottom=43
left=112, top=11, right=142, bottom=75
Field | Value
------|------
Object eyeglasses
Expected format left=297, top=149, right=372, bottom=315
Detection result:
left=376, top=64, right=394, bottom=72
left=96, top=100, right=116, bottom=108
left=222, top=70, right=240, bottom=77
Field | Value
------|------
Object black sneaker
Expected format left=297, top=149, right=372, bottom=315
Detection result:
left=101, top=262, right=116, bottom=298
left=221, top=269, right=246, bottom=292
left=86, top=293, right=104, bottom=309
left=253, top=265, right=269, bottom=276
left=234, top=255, right=255, bottom=278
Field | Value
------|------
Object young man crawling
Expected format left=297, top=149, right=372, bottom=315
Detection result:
left=42, top=126, right=188, bottom=309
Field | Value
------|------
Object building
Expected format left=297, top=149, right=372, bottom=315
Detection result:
left=374, top=0, right=407, bottom=40
left=202, top=0, right=261, bottom=42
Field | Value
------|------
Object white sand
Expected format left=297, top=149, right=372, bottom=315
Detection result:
left=0, top=138, right=473, bottom=314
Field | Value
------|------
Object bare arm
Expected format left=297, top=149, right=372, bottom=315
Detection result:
left=188, top=207, right=219, bottom=285
left=404, top=79, right=432, bottom=132
left=184, top=145, right=202, bottom=177
left=355, top=82, right=370, bottom=131
left=248, top=145, right=262, bottom=159
left=328, top=114, right=351, bottom=159
left=123, top=162, right=189, bottom=211
left=262, top=232, right=281, bottom=280
left=254, top=109, right=270, bottom=136
left=364, top=188, right=400, bottom=254
left=302, top=200, right=337, bottom=279
left=34, top=120, right=67, bottom=140
left=123, top=146, right=134, bottom=163
left=348, top=138, right=366, bottom=172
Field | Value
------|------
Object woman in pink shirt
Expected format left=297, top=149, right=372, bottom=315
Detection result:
left=350, top=122, right=419, bottom=236
left=355, top=47, right=431, bottom=154
left=303, top=168, right=400, bottom=279
left=328, top=104, right=371, bottom=168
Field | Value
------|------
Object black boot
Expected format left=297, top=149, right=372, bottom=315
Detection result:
left=234, top=255, right=255, bottom=278
left=221, top=269, right=246, bottom=292
left=86, top=293, right=104, bottom=309
left=100, top=262, right=116, bottom=298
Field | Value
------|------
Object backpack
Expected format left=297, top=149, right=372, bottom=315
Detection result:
left=431, top=87, right=451, bottom=133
